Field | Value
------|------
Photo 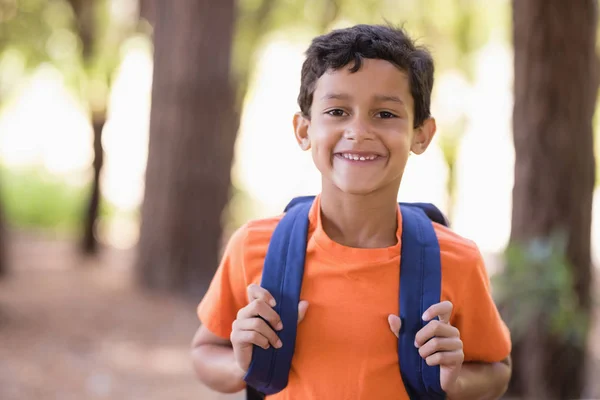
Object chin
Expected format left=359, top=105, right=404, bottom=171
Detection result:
left=334, top=182, right=381, bottom=196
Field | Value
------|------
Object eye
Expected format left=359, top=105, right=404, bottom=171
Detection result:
left=376, top=111, right=397, bottom=119
left=325, top=109, right=347, bottom=117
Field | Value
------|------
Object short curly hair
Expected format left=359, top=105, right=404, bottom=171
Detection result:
left=298, top=24, right=434, bottom=128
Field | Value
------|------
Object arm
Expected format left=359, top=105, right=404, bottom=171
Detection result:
left=192, top=285, right=306, bottom=394
left=191, top=325, right=246, bottom=393
left=390, top=301, right=512, bottom=400
left=447, top=357, right=512, bottom=400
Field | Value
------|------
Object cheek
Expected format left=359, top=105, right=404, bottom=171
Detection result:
left=310, top=128, right=338, bottom=159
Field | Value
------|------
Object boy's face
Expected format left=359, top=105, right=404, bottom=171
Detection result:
left=294, top=58, right=436, bottom=196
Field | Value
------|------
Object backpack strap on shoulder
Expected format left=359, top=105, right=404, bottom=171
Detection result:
left=244, top=197, right=314, bottom=395
left=399, top=204, right=446, bottom=399
left=400, top=201, right=450, bottom=227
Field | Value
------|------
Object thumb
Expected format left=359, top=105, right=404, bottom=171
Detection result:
left=297, top=300, right=309, bottom=324
left=388, top=314, right=401, bottom=338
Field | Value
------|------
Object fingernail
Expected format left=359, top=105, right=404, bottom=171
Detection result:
left=421, top=312, right=428, bottom=321
left=276, top=340, right=282, bottom=348
left=276, top=322, right=283, bottom=331
left=270, top=299, right=276, bottom=307
left=414, top=340, right=419, bottom=348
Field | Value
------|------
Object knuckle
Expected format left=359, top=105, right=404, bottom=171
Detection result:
left=426, top=354, right=439, bottom=366
left=250, top=298, right=262, bottom=311
left=430, top=320, right=442, bottom=332
left=428, top=338, right=439, bottom=349
left=249, top=331, right=260, bottom=343
left=251, top=317, right=264, bottom=330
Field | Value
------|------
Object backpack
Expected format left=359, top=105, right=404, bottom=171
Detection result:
left=243, top=196, right=449, bottom=400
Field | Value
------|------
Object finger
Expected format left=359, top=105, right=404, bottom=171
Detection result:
left=422, top=301, right=453, bottom=324
left=425, top=349, right=464, bottom=367
left=415, top=320, right=460, bottom=348
left=231, top=329, right=271, bottom=350
left=247, top=284, right=276, bottom=307
left=418, top=337, right=463, bottom=359
left=233, top=318, right=282, bottom=349
left=297, top=301, right=309, bottom=324
left=388, top=314, right=401, bottom=338
left=237, top=299, right=283, bottom=331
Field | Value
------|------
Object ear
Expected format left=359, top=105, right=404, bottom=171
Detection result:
left=410, top=117, right=437, bottom=155
left=293, top=112, right=311, bottom=151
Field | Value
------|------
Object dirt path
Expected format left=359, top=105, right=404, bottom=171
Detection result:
left=0, top=230, right=243, bottom=400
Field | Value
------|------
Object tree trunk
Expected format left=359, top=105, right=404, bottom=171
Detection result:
left=82, top=114, right=105, bottom=254
left=139, top=0, right=156, bottom=28
left=0, top=183, right=5, bottom=278
left=69, top=0, right=107, bottom=255
left=136, top=0, right=237, bottom=298
left=508, top=0, right=597, bottom=397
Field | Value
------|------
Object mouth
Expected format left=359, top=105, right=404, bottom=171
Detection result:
left=334, top=152, right=383, bottom=162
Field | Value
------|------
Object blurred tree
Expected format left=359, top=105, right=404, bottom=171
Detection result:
left=136, top=0, right=238, bottom=297
left=137, top=0, right=342, bottom=297
left=0, top=0, right=64, bottom=278
left=0, top=0, right=139, bottom=255
left=0, top=185, right=5, bottom=277
left=503, top=0, right=598, bottom=397
left=66, top=0, right=138, bottom=255
left=68, top=0, right=106, bottom=255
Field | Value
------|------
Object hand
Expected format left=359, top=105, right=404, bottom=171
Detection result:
left=388, top=301, right=464, bottom=394
left=230, top=283, right=309, bottom=373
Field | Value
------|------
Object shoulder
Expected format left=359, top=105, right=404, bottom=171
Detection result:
left=238, top=214, right=283, bottom=245
left=224, top=214, right=284, bottom=266
left=433, top=222, right=486, bottom=280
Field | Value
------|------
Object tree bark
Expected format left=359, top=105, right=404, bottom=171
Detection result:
left=69, top=0, right=107, bottom=255
left=0, top=182, right=5, bottom=278
left=82, top=113, right=105, bottom=254
left=508, top=0, right=597, bottom=397
left=136, top=0, right=237, bottom=298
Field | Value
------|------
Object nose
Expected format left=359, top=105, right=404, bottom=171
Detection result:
left=343, top=116, right=374, bottom=142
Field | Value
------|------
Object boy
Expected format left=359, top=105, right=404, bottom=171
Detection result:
left=191, top=24, right=512, bottom=399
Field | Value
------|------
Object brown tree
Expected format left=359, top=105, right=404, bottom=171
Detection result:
left=67, top=0, right=136, bottom=255
left=0, top=188, right=5, bottom=277
left=136, top=0, right=238, bottom=298
left=506, top=0, right=598, bottom=397
left=68, top=0, right=106, bottom=255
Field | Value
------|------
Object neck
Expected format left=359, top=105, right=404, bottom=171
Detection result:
left=319, top=183, right=400, bottom=249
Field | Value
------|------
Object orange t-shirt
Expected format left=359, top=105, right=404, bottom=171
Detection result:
left=197, top=196, right=511, bottom=399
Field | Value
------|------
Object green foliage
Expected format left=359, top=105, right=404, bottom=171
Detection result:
left=0, top=0, right=81, bottom=86
left=0, top=0, right=140, bottom=104
left=493, top=234, right=590, bottom=346
left=0, top=165, right=115, bottom=233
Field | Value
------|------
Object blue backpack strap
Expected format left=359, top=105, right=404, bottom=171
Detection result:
left=243, top=197, right=314, bottom=395
left=399, top=204, right=446, bottom=399
left=400, top=202, right=449, bottom=227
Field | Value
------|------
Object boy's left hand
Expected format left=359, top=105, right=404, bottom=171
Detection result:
left=388, top=301, right=464, bottom=395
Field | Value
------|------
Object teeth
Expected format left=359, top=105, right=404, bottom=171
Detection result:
left=340, top=153, right=377, bottom=161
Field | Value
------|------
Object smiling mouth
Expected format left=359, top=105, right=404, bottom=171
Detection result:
left=335, top=152, right=382, bottom=161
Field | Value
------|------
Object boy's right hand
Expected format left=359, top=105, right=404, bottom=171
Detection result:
left=230, top=283, right=309, bottom=373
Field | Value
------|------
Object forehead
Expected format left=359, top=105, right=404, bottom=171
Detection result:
left=312, top=58, right=413, bottom=106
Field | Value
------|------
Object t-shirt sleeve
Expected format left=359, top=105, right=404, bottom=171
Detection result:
left=196, top=224, right=250, bottom=340
left=454, top=249, right=512, bottom=363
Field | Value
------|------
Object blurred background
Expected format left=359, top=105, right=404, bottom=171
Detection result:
left=0, top=0, right=598, bottom=399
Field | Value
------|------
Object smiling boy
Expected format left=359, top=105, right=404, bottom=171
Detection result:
left=191, top=24, right=512, bottom=399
